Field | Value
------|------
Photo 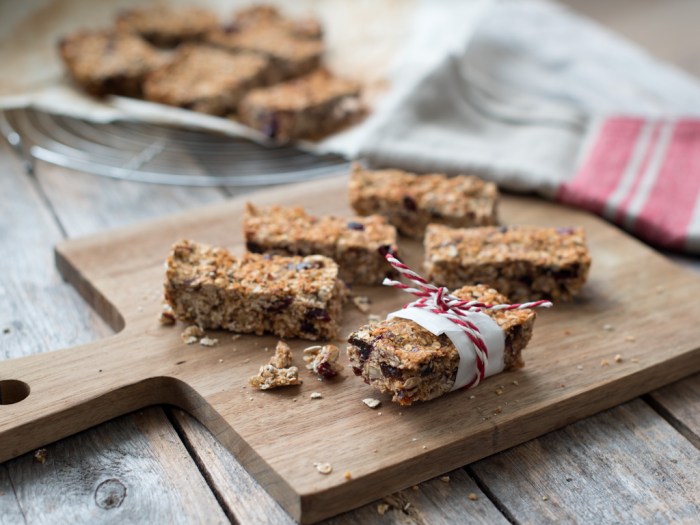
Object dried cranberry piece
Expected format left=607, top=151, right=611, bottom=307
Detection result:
left=300, top=320, right=317, bottom=335
left=267, top=297, right=293, bottom=314
left=347, top=221, right=365, bottom=231
left=316, top=362, right=338, bottom=379
left=349, top=338, right=373, bottom=361
left=403, top=196, right=417, bottom=211
left=352, top=366, right=363, bottom=376
left=222, top=22, right=240, bottom=34
left=246, top=241, right=263, bottom=253
left=420, top=363, right=433, bottom=376
left=377, top=244, right=394, bottom=256
left=307, top=308, right=330, bottom=321
left=262, top=114, right=278, bottom=139
left=380, top=363, right=402, bottom=379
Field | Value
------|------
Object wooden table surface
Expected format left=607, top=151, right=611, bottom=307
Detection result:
left=2, top=2, right=700, bottom=523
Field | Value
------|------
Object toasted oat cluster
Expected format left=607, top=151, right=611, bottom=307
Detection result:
left=424, top=224, right=592, bottom=302
left=164, top=240, right=347, bottom=341
left=143, top=45, right=270, bottom=115
left=59, top=30, right=167, bottom=98
left=249, top=340, right=302, bottom=389
left=116, top=6, right=218, bottom=47
left=303, top=344, right=343, bottom=379
left=238, top=69, right=363, bottom=141
left=347, top=285, right=536, bottom=405
left=244, top=203, right=398, bottom=285
left=349, top=164, right=499, bottom=239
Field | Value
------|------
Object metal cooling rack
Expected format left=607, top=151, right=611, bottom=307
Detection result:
left=0, top=108, right=349, bottom=186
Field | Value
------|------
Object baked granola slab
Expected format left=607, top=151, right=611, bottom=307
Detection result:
left=207, top=24, right=323, bottom=85
left=244, top=204, right=398, bottom=285
left=424, top=224, right=592, bottom=302
left=230, top=5, right=322, bottom=40
left=347, top=285, right=536, bottom=405
left=164, top=240, right=346, bottom=341
left=116, top=6, right=219, bottom=47
left=143, top=44, right=270, bottom=116
left=349, top=164, right=499, bottom=239
left=237, top=69, right=363, bottom=141
left=59, top=30, right=167, bottom=98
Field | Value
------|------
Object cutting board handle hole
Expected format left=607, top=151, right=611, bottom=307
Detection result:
left=0, top=380, right=30, bottom=405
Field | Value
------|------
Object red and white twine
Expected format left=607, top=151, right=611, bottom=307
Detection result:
left=382, top=253, right=552, bottom=388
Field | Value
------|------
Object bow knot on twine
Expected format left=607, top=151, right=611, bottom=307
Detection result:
left=382, top=253, right=552, bottom=388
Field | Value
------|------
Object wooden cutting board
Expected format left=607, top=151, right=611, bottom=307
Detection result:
left=1, top=175, right=699, bottom=524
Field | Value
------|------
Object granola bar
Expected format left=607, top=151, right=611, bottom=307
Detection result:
left=424, top=224, right=591, bottom=302
left=349, top=164, right=499, bottom=239
left=347, top=285, right=536, bottom=405
left=249, top=340, right=302, bottom=389
left=207, top=24, right=322, bottom=85
left=59, top=30, right=167, bottom=98
left=230, top=5, right=322, bottom=40
left=237, top=69, right=363, bottom=141
left=164, top=240, right=346, bottom=341
left=116, top=6, right=218, bottom=47
left=244, top=203, right=398, bottom=285
left=143, top=44, right=269, bottom=116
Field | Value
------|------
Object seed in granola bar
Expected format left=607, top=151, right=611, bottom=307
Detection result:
left=307, top=308, right=331, bottom=321
left=314, top=462, right=332, bottom=474
left=363, top=398, right=381, bottom=409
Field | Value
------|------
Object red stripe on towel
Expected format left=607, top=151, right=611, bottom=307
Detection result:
left=557, top=117, right=645, bottom=214
left=614, top=122, right=661, bottom=225
left=635, top=119, right=700, bottom=250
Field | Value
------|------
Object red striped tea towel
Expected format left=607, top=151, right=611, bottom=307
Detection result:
left=559, top=118, right=700, bottom=252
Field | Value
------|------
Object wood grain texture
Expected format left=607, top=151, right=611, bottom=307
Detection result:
left=7, top=408, right=228, bottom=525
left=470, top=399, right=700, bottom=524
left=0, top=150, right=230, bottom=523
left=648, top=373, right=700, bottom=449
left=3, top=175, right=700, bottom=523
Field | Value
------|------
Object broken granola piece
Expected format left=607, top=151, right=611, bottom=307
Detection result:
left=159, top=304, right=176, bottom=325
left=244, top=203, right=398, bottom=285
left=349, top=163, right=499, bottom=239
left=164, top=240, right=346, bottom=341
left=304, top=344, right=343, bottom=379
left=347, top=285, right=538, bottom=405
left=424, top=224, right=591, bottom=301
left=270, top=340, right=293, bottom=368
left=181, top=325, right=205, bottom=345
left=249, top=363, right=301, bottom=390
left=230, top=5, right=323, bottom=40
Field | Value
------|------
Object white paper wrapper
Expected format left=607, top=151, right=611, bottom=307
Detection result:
left=388, top=307, right=505, bottom=391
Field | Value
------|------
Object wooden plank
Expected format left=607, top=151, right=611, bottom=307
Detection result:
left=0, top=150, right=228, bottom=523
left=171, top=408, right=507, bottom=525
left=3, top=175, right=700, bottom=523
left=469, top=399, right=700, bottom=523
left=648, top=374, right=700, bottom=449
left=0, top=466, right=25, bottom=525
left=7, top=408, right=228, bottom=524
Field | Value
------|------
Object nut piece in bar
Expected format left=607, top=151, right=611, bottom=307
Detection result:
left=144, top=45, right=270, bottom=116
left=59, top=30, right=167, bottom=98
left=207, top=24, right=323, bottom=85
left=244, top=203, right=398, bottom=285
left=230, top=5, right=322, bottom=40
left=347, top=285, right=536, bottom=405
left=249, top=340, right=302, bottom=390
left=303, top=344, right=343, bottom=379
left=349, top=164, right=499, bottom=239
left=164, top=240, right=346, bottom=341
left=238, top=69, right=363, bottom=141
left=116, top=6, right=219, bottom=47
left=424, top=224, right=591, bottom=302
